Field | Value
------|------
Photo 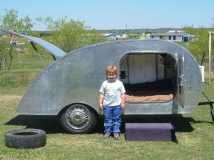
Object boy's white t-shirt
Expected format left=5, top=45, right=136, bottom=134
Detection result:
left=99, top=79, right=126, bottom=106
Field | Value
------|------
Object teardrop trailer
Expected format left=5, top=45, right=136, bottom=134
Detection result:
left=4, top=31, right=214, bottom=134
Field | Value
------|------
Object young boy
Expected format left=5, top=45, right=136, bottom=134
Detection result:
left=99, top=65, right=126, bottom=139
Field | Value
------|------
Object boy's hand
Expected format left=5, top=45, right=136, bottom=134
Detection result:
left=121, top=94, right=126, bottom=113
left=99, top=104, right=103, bottom=113
left=99, top=104, right=103, bottom=110
left=99, top=94, right=104, bottom=113
left=121, top=103, right=125, bottom=113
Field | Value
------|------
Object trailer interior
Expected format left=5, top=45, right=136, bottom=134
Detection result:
left=119, top=53, right=177, bottom=103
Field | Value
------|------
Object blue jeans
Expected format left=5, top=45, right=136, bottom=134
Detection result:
left=103, top=105, right=122, bottom=134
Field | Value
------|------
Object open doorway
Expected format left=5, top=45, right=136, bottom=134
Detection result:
left=119, top=53, right=177, bottom=103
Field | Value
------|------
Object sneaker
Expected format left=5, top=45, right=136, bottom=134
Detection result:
left=104, top=132, right=111, bottom=138
left=113, top=133, right=120, bottom=140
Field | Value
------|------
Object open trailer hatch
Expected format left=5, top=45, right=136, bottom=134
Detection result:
left=120, top=53, right=177, bottom=103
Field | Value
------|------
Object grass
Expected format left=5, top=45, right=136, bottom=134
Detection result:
left=1, top=52, right=214, bottom=159
left=0, top=51, right=52, bottom=90
left=0, top=82, right=214, bottom=160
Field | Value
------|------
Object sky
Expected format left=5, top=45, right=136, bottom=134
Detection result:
left=0, top=0, right=214, bottom=30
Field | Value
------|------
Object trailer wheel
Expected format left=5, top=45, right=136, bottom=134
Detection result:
left=60, top=104, right=97, bottom=133
left=5, top=128, right=46, bottom=149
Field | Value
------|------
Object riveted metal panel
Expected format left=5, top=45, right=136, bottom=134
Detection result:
left=17, top=40, right=202, bottom=115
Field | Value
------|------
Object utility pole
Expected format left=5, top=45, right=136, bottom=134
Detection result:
left=208, top=31, right=214, bottom=83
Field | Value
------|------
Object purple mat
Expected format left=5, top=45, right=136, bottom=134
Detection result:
left=125, top=123, right=175, bottom=141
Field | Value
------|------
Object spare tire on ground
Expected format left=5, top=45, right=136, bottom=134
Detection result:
left=5, top=128, right=46, bottom=149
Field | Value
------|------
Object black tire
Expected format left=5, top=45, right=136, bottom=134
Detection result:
left=5, top=128, right=46, bottom=149
left=60, top=104, right=97, bottom=133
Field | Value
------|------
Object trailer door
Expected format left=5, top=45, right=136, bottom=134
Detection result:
left=177, top=53, right=185, bottom=107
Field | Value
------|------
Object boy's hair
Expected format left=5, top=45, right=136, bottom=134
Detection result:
left=106, top=65, right=118, bottom=76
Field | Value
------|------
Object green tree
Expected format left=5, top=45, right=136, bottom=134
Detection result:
left=0, top=9, right=33, bottom=70
left=183, top=27, right=214, bottom=65
left=37, top=17, right=105, bottom=52
left=0, top=9, right=33, bottom=32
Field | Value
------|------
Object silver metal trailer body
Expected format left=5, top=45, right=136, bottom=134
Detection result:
left=17, top=40, right=202, bottom=116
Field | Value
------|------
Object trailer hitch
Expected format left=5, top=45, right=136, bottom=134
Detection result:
left=198, top=92, right=214, bottom=123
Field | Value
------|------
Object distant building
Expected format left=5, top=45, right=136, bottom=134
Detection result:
left=103, top=33, right=128, bottom=41
left=139, top=33, right=149, bottom=40
left=148, top=30, right=194, bottom=42
left=103, top=33, right=117, bottom=40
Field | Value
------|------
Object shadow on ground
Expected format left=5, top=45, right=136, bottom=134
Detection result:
left=5, top=114, right=213, bottom=134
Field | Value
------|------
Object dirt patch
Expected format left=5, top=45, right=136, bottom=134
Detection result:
left=0, top=95, right=22, bottom=103
left=0, top=95, right=22, bottom=114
